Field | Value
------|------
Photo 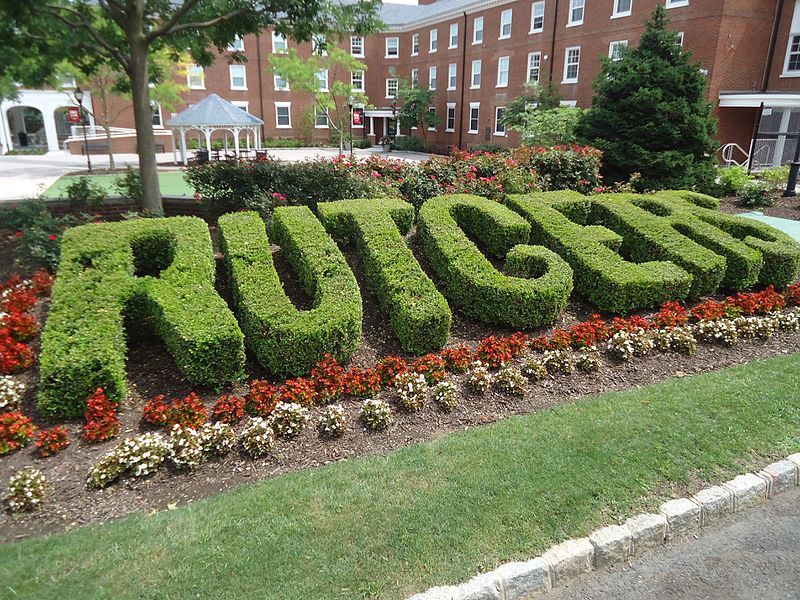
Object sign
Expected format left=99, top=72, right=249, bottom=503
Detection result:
left=67, top=107, right=82, bottom=124
left=352, top=108, right=364, bottom=126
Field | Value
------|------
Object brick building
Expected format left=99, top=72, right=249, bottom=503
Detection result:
left=2, top=0, right=799, bottom=168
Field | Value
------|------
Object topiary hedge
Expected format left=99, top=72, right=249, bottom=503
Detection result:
left=317, top=198, right=451, bottom=354
left=219, top=209, right=362, bottom=377
left=506, top=192, right=692, bottom=313
left=417, top=194, right=573, bottom=329
left=38, top=217, right=245, bottom=418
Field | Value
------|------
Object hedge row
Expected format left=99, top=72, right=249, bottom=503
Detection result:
left=39, top=217, right=245, bottom=418
left=218, top=209, right=362, bottom=377
left=318, top=198, right=451, bottom=354
left=506, top=192, right=692, bottom=313
left=417, top=194, right=573, bottom=329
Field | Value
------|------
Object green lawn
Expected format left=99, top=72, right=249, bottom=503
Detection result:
left=43, top=171, right=193, bottom=199
left=3, top=354, right=800, bottom=599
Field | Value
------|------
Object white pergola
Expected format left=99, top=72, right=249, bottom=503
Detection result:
left=166, top=93, right=264, bottom=165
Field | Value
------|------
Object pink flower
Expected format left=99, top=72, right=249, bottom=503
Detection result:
left=13, top=231, right=22, bottom=238
left=48, top=234, right=57, bottom=241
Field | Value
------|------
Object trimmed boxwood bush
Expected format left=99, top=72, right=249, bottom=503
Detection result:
left=219, top=209, right=362, bottom=377
left=507, top=192, right=692, bottom=313
left=318, top=198, right=451, bottom=354
left=417, top=194, right=573, bottom=329
left=39, top=217, right=245, bottom=418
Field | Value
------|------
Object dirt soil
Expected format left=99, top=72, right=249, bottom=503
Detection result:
left=718, top=194, right=800, bottom=220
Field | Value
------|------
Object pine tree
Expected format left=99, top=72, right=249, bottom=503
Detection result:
left=575, top=5, right=718, bottom=192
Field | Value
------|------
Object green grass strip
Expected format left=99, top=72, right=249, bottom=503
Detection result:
left=3, top=354, right=800, bottom=599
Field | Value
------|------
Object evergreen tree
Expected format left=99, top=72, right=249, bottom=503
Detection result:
left=575, top=5, right=718, bottom=192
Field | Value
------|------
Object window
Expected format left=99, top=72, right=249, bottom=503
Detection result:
left=313, top=34, right=327, bottom=56
left=495, top=107, right=506, bottom=136
left=386, top=78, right=399, bottom=98
left=613, top=0, right=632, bottom=17
left=228, top=35, right=244, bottom=52
left=446, top=103, right=456, bottom=132
left=412, top=33, right=420, bottom=55
left=411, top=68, right=419, bottom=88
left=448, top=63, right=457, bottom=90
left=500, top=9, right=513, bottom=39
left=609, top=40, right=628, bottom=61
left=351, top=70, right=365, bottom=92
left=471, top=60, right=482, bottom=88
left=563, top=46, right=580, bottom=82
left=151, top=102, right=162, bottom=127
left=272, top=32, right=288, bottom=53
left=676, top=31, right=685, bottom=46
left=530, top=2, right=545, bottom=33
left=275, top=102, right=291, bottom=128
left=315, top=107, right=329, bottom=128
left=527, top=52, right=541, bottom=83
left=274, top=72, right=289, bottom=91
left=786, top=34, right=800, bottom=74
left=473, top=16, right=484, bottom=44
left=231, top=101, right=249, bottom=113
left=430, top=29, right=438, bottom=52
left=351, top=36, right=364, bottom=57
left=316, top=69, right=329, bottom=91
left=229, top=65, right=247, bottom=90
left=666, top=0, right=689, bottom=7
left=468, top=103, right=480, bottom=133
left=496, top=56, right=509, bottom=87
left=449, top=23, right=459, bottom=48
left=429, top=66, right=437, bottom=90
left=568, top=0, right=584, bottom=25
left=428, top=107, right=436, bottom=131
left=386, top=37, right=399, bottom=58
left=187, top=65, right=205, bottom=89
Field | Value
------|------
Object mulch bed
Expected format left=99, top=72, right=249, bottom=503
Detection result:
left=718, top=194, right=800, bottom=220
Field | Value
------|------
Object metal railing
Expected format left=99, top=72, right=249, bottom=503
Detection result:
left=69, top=125, right=136, bottom=138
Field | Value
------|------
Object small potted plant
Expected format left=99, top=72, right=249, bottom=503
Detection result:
left=379, top=136, right=393, bottom=153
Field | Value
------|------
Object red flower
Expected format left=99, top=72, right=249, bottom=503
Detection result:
left=247, top=380, right=279, bottom=416
left=13, top=231, right=23, bottom=238
left=310, top=354, right=345, bottom=403
left=375, top=355, right=408, bottom=385
left=412, top=353, right=446, bottom=384
left=212, top=394, right=246, bottom=424
left=280, top=377, right=318, bottom=407
left=440, top=345, right=472, bottom=374
left=0, top=411, right=36, bottom=455
left=48, top=234, right=58, bottom=241
left=82, top=388, right=120, bottom=443
left=36, top=426, right=70, bottom=457
left=343, top=367, right=382, bottom=397
left=142, top=392, right=207, bottom=429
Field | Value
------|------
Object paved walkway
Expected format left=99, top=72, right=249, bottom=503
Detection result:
left=543, top=488, right=800, bottom=600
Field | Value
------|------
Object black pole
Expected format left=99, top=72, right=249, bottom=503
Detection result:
left=77, top=98, right=92, bottom=173
left=783, top=131, right=800, bottom=197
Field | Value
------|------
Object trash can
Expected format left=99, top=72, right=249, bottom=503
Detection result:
left=196, top=150, right=209, bottom=165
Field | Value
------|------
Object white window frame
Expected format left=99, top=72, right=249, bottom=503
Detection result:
left=609, top=40, right=628, bottom=61
left=187, top=65, right=205, bottom=90
left=274, top=71, right=289, bottom=91
left=530, top=1, right=545, bottom=33
left=231, top=101, right=250, bottom=114
left=430, top=28, right=438, bottom=53
left=446, top=102, right=456, bottom=132
left=386, top=36, right=399, bottom=58
left=473, top=16, right=484, bottom=44
left=316, top=69, right=329, bottom=92
left=350, top=35, right=364, bottom=57
left=612, top=0, right=632, bottom=18
left=468, top=102, right=480, bottom=134
left=448, top=63, right=457, bottom=90
left=272, top=31, right=288, bottom=53
left=666, top=0, right=689, bottom=7
left=499, top=9, right=513, bottom=39
left=784, top=32, right=800, bottom=76
left=527, top=52, right=541, bottom=83
left=496, top=56, right=510, bottom=88
left=314, top=107, right=329, bottom=129
left=351, top=70, right=365, bottom=92
left=313, top=34, right=327, bottom=56
left=275, top=102, right=292, bottom=129
left=151, top=101, right=163, bottom=128
left=227, top=35, right=244, bottom=52
left=676, top=31, right=685, bottom=46
left=386, top=77, right=399, bottom=99
left=429, top=65, right=438, bottom=90
left=229, top=65, right=247, bottom=90
left=427, top=107, right=437, bottom=131
left=494, top=107, right=506, bottom=136
left=567, top=0, right=584, bottom=26
left=471, top=60, right=482, bottom=89
left=563, top=46, right=580, bottom=83
left=411, top=68, right=419, bottom=88
left=412, top=33, right=420, bottom=56
left=449, top=23, right=459, bottom=48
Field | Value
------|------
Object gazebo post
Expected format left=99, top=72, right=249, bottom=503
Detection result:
left=246, top=129, right=251, bottom=152
left=179, top=127, right=188, bottom=166
left=204, top=127, right=212, bottom=153
left=233, top=127, right=241, bottom=157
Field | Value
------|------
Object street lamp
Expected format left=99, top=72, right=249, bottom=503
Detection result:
left=348, top=95, right=355, bottom=159
left=74, top=87, right=92, bottom=173
left=783, top=131, right=800, bottom=197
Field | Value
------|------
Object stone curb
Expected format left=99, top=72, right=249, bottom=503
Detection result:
left=407, top=455, right=800, bottom=600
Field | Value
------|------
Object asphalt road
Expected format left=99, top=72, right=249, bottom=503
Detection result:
left=543, top=488, right=800, bottom=600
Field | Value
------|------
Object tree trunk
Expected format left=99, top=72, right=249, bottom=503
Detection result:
left=104, top=123, right=115, bottom=173
left=128, top=39, right=162, bottom=214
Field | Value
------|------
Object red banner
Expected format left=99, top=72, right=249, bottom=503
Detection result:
left=352, top=108, right=363, bottom=126
left=67, top=107, right=82, bottom=124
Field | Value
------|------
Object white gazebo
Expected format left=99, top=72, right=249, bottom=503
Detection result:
left=166, top=93, right=264, bottom=165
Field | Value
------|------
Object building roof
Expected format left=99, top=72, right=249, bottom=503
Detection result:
left=375, top=0, right=512, bottom=29
left=166, top=93, right=264, bottom=128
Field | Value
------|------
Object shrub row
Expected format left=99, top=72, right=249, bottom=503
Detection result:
left=506, top=192, right=691, bottom=313
left=219, top=209, right=362, bottom=377
left=418, top=194, right=573, bottom=329
left=38, top=217, right=245, bottom=418
left=318, top=198, right=451, bottom=354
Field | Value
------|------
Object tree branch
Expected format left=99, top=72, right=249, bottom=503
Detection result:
left=43, top=4, right=131, bottom=70
left=157, top=8, right=250, bottom=38
left=145, top=0, right=201, bottom=42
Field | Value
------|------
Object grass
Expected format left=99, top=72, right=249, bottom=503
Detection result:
left=3, top=353, right=800, bottom=599
left=43, top=171, right=193, bottom=199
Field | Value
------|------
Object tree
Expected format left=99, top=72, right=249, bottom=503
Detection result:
left=574, top=5, right=718, bottom=191
left=269, top=44, right=370, bottom=155
left=512, top=107, right=585, bottom=147
left=499, top=80, right=561, bottom=130
left=395, top=80, right=439, bottom=146
left=0, top=0, right=382, bottom=214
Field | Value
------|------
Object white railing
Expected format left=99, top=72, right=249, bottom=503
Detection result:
left=69, top=125, right=136, bottom=138
left=719, top=142, right=750, bottom=168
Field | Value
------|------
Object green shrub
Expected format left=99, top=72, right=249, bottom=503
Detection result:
left=513, top=145, right=603, bottom=194
left=0, top=200, right=82, bottom=271
left=65, top=177, right=107, bottom=212
left=113, top=167, right=143, bottom=206
left=717, top=166, right=753, bottom=197
left=756, top=166, right=790, bottom=190
left=318, top=198, right=451, bottom=354
left=353, top=139, right=372, bottom=150
left=391, top=136, right=425, bottom=152
left=738, top=180, right=775, bottom=207
left=417, top=194, right=573, bottom=329
left=507, top=192, right=692, bottom=313
left=218, top=208, right=362, bottom=376
left=38, top=217, right=245, bottom=418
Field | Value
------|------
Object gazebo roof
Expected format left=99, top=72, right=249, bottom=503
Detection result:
left=166, top=93, right=263, bottom=128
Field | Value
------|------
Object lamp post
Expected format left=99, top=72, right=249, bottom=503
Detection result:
left=391, top=96, right=397, bottom=142
left=783, top=130, right=800, bottom=197
left=348, top=95, right=355, bottom=159
left=74, top=87, right=92, bottom=173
